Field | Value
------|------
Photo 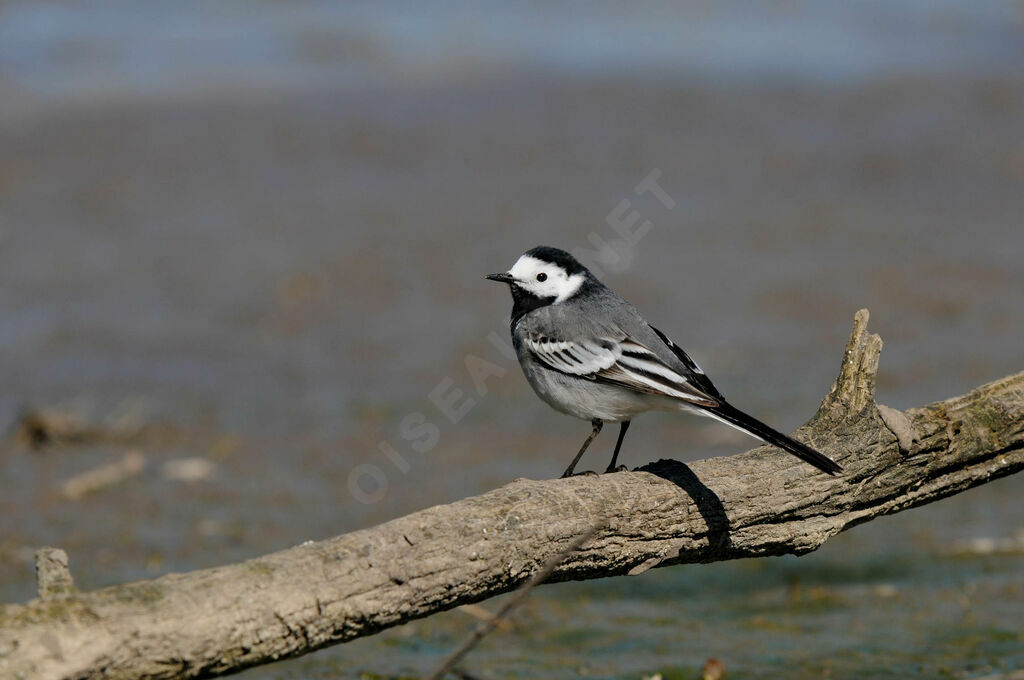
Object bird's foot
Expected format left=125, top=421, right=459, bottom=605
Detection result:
left=604, top=465, right=629, bottom=474
left=560, top=469, right=599, bottom=478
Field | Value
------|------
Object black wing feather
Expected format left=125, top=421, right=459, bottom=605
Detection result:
left=648, top=325, right=723, bottom=400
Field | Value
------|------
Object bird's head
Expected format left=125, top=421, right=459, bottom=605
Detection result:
left=486, top=246, right=590, bottom=304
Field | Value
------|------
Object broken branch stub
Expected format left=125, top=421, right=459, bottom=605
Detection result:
left=815, top=308, right=883, bottom=423
left=34, top=548, right=76, bottom=600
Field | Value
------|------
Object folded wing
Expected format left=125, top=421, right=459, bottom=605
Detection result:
left=523, top=332, right=719, bottom=407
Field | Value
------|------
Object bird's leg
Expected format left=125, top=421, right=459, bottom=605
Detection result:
left=561, top=419, right=603, bottom=478
left=605, top=420, right=631, bottom=473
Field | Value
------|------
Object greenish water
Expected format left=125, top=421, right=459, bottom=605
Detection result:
left=2, top=3, right=1023, bottom=678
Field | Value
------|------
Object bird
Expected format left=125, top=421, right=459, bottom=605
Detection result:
left=485, top=246, right=842, bottom=478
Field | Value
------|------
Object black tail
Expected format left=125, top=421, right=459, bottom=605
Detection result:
left=702, top=402, right=842, bottom=475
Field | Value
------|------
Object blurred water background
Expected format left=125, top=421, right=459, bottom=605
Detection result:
left=1, top=2, right=1023, bottom=678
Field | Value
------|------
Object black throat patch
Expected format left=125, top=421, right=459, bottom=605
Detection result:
left=509, top=285, right=555, bottom=328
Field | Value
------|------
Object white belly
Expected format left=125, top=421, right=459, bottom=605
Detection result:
left=520, top=354, right=680, bottom=422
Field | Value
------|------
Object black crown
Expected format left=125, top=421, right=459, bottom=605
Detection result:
left=524, top=246, right=588, bottom=276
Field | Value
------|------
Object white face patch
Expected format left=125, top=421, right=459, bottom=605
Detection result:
left=507, top=255, right=585, bottom=303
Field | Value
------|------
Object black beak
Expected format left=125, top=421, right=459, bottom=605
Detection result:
left=485, top=272, right=514, bottom=284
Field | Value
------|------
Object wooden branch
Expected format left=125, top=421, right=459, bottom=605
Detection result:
left=425, top=523, right=603, bottom=680
left=2, top=310, right=1022, bottom=680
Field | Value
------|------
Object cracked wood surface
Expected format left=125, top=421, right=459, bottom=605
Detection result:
left=1, top=310, right=1022, bottom=680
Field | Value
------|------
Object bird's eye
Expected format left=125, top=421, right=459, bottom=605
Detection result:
left=536, top=272, right=547, bottom=282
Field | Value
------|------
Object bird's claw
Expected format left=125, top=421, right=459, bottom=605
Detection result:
left=561, top=469, right=599, bottom=478
left=604, top=465, right=629, bottom=474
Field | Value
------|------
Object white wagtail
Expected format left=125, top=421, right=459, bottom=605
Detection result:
left=486, top=246, right=842, bottom=478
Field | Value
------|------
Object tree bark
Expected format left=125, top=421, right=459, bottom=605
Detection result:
left=2, top=310, right=1021, bottom=680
